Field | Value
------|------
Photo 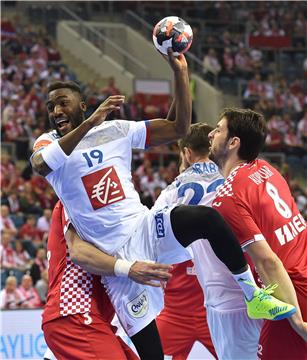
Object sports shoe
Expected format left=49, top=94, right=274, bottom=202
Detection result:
left=245, top=283, right=296, bottom=320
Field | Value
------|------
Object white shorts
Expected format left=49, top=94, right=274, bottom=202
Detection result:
left=207, top=305, right=263, bottom=360
left=103, top=205, right=191, bottom=337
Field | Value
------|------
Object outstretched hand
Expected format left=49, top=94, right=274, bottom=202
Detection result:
left=164, top=48, right=188, bottom=73
left=128, top=261, right=172, bottom=287
left=86, top=95, right=125, bottom=128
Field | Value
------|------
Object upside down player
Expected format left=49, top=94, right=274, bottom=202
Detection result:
left=156, top=124, right=262, bottom=360
left=209, top=108, right=307, bottom=359
left=32, top=50, right=296, bottom=360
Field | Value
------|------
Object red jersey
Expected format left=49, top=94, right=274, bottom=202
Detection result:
left=159, top=260, right=206, bottom=319
left=212, top=159, right=307, bottom=307
left=42, top=201, right=114, bottom=325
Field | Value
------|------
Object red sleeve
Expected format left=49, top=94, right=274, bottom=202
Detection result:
left=212, top=195, right=265, bottom=249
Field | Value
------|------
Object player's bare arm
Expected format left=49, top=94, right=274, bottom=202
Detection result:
left=65, top=224, right=172, bottom=287
left=31, top=95, right=125, bottom=177
left=247, top=240, right=307, bottom=341
left=147, top=48, right=191, bottom=146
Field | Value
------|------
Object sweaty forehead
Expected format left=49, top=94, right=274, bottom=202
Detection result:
left=48, top=88, right=78, bottom=101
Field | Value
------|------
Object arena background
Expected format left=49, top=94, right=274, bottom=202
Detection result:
left=1, top=1, right=306, bottom=359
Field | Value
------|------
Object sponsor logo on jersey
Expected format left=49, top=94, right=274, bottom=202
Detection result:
left=275, top=213, right=306, bottom=245
left=82, top=166, right=126, bottom=210
left=127, top=290, right=149, bottom=318
left=155, top=212, right=165, bottom=238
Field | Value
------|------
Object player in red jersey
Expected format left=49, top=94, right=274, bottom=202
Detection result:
left=208, top=108, right=307, bottom=359
left=157, top=260, right=216, bottom=360
left=43, top=201, right=171, bottom=360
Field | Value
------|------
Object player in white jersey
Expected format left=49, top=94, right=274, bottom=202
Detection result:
left=154, top=123, right=262, bottom=359
left=31, top=50, right=296, bottom=359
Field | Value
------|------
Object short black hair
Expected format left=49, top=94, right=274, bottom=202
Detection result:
left=178, top=123, right=213, bottom=155
left=220, top=107, right=267, bottom=161
left=47, top=81, right=82, bottom=96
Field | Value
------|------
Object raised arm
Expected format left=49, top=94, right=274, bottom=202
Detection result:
left=65, top=224, right=172, bottom=287
left=146, top=49, right=192, bottom=146
left=31, top=95, right=125, bottom=177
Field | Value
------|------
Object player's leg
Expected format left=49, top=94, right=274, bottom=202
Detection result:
left=170, top=205, right=247, bottom=273
left=196, top=316, right=217, bottom=358
left=43, top=313, right=138, bottom=360
left=169, top=205, right=296, bottom=320
left=206, top=306, right=262, bottom=360
left=102, top=273, right=165, bottom=360
left=130, top=320, right=164, bottom=360
left=156, top=315, right=194, bottom=360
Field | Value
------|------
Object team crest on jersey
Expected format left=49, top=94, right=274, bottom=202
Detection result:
left=82, top=166, right=126, bottom=210
left=127, top=290, right=149, bottom=318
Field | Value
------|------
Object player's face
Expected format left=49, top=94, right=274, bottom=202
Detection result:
left=208, top=117, right=230, bottom=167
left=47, top=88, right=86, bottom=136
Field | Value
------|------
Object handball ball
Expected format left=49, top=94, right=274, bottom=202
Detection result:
left=153, top=16, right=193, bottom=57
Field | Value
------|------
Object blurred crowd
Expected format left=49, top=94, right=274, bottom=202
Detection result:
left=1, top=3, right=307, bottom=309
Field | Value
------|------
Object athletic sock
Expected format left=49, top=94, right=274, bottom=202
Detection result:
left=232, top=266, right=258, bottom=301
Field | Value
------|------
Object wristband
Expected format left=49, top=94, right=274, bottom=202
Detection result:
left=41, top=140, right=69, bottom=171
left=114, top=259, right=135, bottom=277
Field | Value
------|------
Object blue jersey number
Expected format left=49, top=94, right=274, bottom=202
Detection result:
left=207, top=179, right=224, bottom=193
left=178, top=182, right=204, bottom=205
left=177, top=179, right=224, bottom=205
left=82, top=149, right=103, bottom=167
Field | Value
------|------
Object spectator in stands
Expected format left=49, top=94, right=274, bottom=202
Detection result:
left=0, top=205, right=17, bottom=236
left=222, top=47, right=235, bottom=77
left=18, top=274, right=42, bottom=308
left=37, top=208, right=52, bottom=239
left=18, top=215, right=42, bottom=257
left=202, top=48, right=222, bottom=84
left=35, top=269, right=48, bottom=304
left=0, top=275, right=27, bottom=310
left=0, top=231, right=17, bottom=278
left=19, top=215, right=42, bottom=244
left=2, top=94, right=19, bottom=125
left=297, top=108, right=307, bottom=147
left=7, top=192, right=21, bottom=214
left=101, top=76, right=120, bottom=96
left=234, top=45, right=253, bottom=78
left=265, top=127, right=284, bottom=152
left=243, top=72, right=265, bottom=107
left=14, top=239, right=32, bottom=272
left=30, top=247, right=48, bottom=285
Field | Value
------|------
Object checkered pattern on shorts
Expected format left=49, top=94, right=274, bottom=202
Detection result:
left=59, top=250, right=93, bottom=316
left=215, top=163, right=248, bottom=198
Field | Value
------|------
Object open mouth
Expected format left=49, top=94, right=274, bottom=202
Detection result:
left=55, top=118, right=70, bottom=130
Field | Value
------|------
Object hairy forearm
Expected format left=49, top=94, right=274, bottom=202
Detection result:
left=252, top=253, right=302, bottom=317
left=66, top=228, right=116, bottom=276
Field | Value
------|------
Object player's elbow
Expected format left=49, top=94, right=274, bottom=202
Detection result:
left=173, top=121, right=190, bottom=138
left=31, top=153, right=51, bottom=177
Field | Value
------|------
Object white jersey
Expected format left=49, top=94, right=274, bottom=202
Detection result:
left=154, top=161, right=246, bottom=310
left=33, top=120, right=149, bottom=254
